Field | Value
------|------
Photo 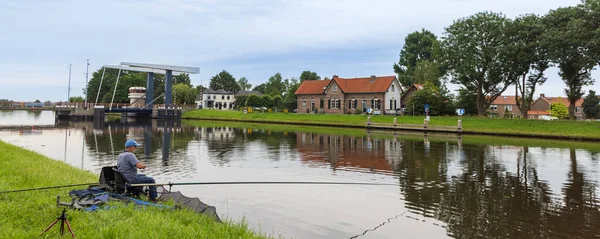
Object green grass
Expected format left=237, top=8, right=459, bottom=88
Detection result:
left=0, top=140, right=276, bottom=239
left=182, top=109, right=600, bottom=140
left=182, top=120, right=600, bottom=153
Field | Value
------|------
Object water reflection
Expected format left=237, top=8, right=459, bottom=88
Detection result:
left=0, top=113, right=599, bottom=239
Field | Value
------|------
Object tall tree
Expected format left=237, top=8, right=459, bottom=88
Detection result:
left=209, top=70, right=240, bottom=93
left=582, top=0, right=600, bottom=67
left=237, top=77, right=252, bottom=91
left=172, top=83, right=196, bottom=105
left=582, top=90, right=600, bottom=119
left=299, top=71, right=320, bottom=82
left=173, top=73, right=191, bottom=86
left=543, top=6, right=596, bottom=120
left=393, top=29, right=444, bottom=90
left=504, top=14, right=550, bottom=119
left=442, top=12, right=512, bottom=116
left=412, top=60, right=443, bottom=88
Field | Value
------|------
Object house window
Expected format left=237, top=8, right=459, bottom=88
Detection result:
left=576, top=107, right=581, bottom=113
left=362, top=99, right=367, bottom=111
left=329, top=99, right=340, bottom=109
left=332, top=85, right=338, bottom=92
left=391, top=85, right=395, bottom=92
left=221, top=95, right=224, bottom=100
left=336, top=99, right=340, bottom=109
left=505, top=105, right=512, bottom=111
left=374, top=99, right=380, bottom=110
left=227, top=95, right=230, bottom=100
left=390, top=100, right=393, bottom=110
left=353, top=99, right=357, bottom=109
left=302, top=99, right=306, bottom=108
left=490, top=105, right=498, bottom=111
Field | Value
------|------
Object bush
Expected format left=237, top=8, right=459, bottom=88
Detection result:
left=355, top=108, right=362, bottom=115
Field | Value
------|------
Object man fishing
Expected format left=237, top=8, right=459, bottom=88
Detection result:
left=117, top=139, right=157, bottom=202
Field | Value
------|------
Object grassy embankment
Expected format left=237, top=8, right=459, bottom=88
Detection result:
left=0, top=140, right=276, bottom=239
left=182, top=109, right=600, bottom=141
left=182, top=120, right=600, bottom=153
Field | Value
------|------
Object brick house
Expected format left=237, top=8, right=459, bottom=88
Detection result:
left=530, top=94, right=584, bottom=120
left=294, top=80, right=330, bottom=113
left=489, top=95, right=522, bottom=118
left=295, top=75, right=402, bottom=114
left=400, top=84, right=423, bottom=110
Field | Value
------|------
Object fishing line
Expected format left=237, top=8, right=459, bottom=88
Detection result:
left=130, top=181, right=399, bottom=187
left=0, top=183, right=99, bottom=194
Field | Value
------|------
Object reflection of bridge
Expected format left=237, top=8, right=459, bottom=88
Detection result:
left=56, top=62, right=199, bottom=120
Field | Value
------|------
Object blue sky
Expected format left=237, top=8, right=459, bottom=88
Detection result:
left=0, top=0, right=597, bottom=102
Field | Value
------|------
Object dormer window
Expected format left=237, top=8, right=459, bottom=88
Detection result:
left=332, top=85, right=338, bottom=92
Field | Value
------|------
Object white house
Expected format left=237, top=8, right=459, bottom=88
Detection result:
left=196, top=90, right=263, bottom=110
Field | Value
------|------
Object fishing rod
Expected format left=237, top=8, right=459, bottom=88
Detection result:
left=130, top=181, right=398, bottom=187
left=0, top=183, right=100, bottom=194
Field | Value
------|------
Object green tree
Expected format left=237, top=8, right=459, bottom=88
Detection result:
left=454, top=88, right=478, bottom=116
left=34, top=99, right=41, bottom=103
left=412, top=60, right=443, bottom=88
left=265, top=73, right=286, bottom=96
left=69, top=96, right=84, bottom=103
left=405, top=82, right=451, bottom=116
left=582, top=90, right=600, bottom=119
left=246, top=94, right=261, bottom=107
left=550, top=102, right=569, bottom=119
left=237, top=77, right=252, bottom=91
left=283, top=78, right=300, bottom=111
left=209, top=70, right=240, bottom=93
left=442, top=12, right=512, bottom=116
left=504, top=14, right=550, bottom=119
left=261, top=95, right=274, bottom=108
left=299, top=71, right=320, bottom=82
left=393, top=29, right=444, bottom=90
left=173, top=83, right=196, bottom=105
left=272, top=95, right=284, bottom=110
left=173, top=73, right=191, bottom=87
left=234, top=95, right=248, bottom=109
left=543, top=6, right=596, bottom=120
left=252, top=84, right=267, bottom=94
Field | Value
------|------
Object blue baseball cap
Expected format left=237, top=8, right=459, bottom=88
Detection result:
left=125, top=139, right=142, bottom=148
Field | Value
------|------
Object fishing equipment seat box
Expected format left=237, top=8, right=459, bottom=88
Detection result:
left=98, top=166, right=145, bottom=197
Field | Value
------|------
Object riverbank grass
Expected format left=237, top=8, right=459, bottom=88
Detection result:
left=183, top=109, right=600, bottom=140
left=0, top=140, right=274, bottom=239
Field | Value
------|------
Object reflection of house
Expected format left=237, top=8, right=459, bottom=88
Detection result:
left=400, top=84, right=423, bottom=110
left=294, top=75, right=401, bottom=114
left=529, top=94, right=584, bottom=120
left=295, top=132, right=400, bottom=172
left=489, top=95, right=521, bottom=118
left=195, top=126, right=236, bottom=142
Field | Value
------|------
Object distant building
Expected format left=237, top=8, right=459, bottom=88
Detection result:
left=530, top=93, right=584, bottom=120
left=201, top=89, right=235, bottom=110
left=489, top=95, right=521, bottom=118
left=294, top=75, right=401, bottom=114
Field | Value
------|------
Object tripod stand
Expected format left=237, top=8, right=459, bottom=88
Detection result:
left=40, top=208, right=75, bottom=238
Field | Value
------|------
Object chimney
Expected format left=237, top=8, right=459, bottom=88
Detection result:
left=540, top=93, right=545, bottom=98
left=332, top=75, right=338, bottom=79
left=370, top=75, right=376, bottom=81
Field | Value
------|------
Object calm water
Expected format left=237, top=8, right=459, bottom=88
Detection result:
left=1, top=111, right=599, bottom=239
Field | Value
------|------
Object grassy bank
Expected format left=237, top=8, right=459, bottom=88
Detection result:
left=0, top=140, right=274, bottom=239
left=182, top=120, right=600, bottom=153
left=182, top=109, right=600, bottom=141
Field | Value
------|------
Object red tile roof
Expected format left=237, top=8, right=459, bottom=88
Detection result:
left=414, top=84, right=424, bottom=90
left=332, top=75, right=396, bottom=93
left=294, top=80, right=331, bottom=95
left=492, top=96, right=517, bottom=105
left=527, top=110, right=550, bottom=115
left=540, top=97, right=583, bottom=107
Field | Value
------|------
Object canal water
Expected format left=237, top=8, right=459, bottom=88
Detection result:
left=0, top=110, right=599, bottom=239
